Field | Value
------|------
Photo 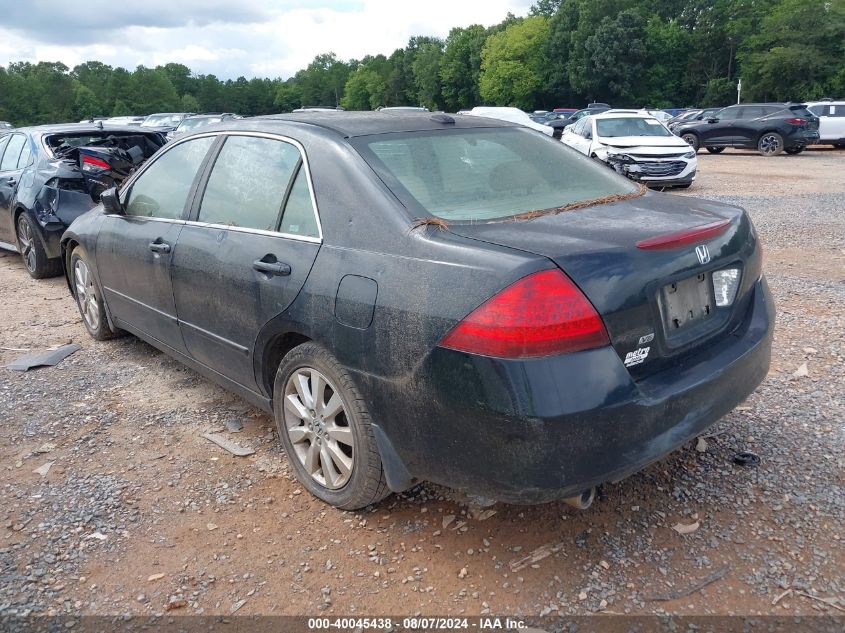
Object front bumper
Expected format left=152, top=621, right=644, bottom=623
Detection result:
left=365, top=277, right=774, bottom=504
left=604, top=154, right=696, bottom=187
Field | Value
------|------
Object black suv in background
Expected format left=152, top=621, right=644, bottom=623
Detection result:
left=675, top=103, right=820, bottom=156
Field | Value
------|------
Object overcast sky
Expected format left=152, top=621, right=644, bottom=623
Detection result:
left=0, top=0, right=534, bottom=79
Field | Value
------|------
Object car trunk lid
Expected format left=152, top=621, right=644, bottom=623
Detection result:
left=447, top=192, right=761, bottom=378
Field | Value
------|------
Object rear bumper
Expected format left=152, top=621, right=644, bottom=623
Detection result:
left=365, top=277, right=774, bottom=503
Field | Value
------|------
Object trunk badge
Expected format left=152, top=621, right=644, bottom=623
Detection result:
left=695, top=245, right=711, bottom=265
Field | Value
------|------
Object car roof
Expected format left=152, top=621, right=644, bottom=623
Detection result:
left=249, top=111, right=516, bottom=138
left=591, top=111, right=658, bottom=120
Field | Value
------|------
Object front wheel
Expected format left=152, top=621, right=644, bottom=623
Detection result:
left=274, top=342, right=389, bottom=510
left=784, top=146, right=805, bottom=155
left=681, top=133, right=700, bottom=151
left=758, top=132, right=784, bottom=156
left=17, top=214, right=62, bottom=279
left=705, top=146, right=725, bottom=154
left=70, top=249, right=121, bottom=340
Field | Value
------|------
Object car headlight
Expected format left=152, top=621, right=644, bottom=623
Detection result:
left=683, top=149, right=696, bottom=159
left=607, top=152, right=633, bottom=162
left=713, top=267, right=741, bottom=307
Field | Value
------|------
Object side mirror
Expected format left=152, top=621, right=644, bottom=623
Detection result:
left=101, top=187, right=124, bottom=215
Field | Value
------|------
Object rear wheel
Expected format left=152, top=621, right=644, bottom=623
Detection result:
left=17, top=214, right=62, bottom=279
left=785, top=146, right=805, bottom=155
left=70, top=249, right=121, bottom=340
left=681, top=133, right=700, bottom=152
left=705, top=146, right=725, bottom=154
left=834, top=143, right=845, bottom=149
left=274, top=342, right=389, bottom=510
left=757, top=132, right=784, bottom=156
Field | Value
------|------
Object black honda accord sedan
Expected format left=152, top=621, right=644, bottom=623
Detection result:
left=61, top=112, right=773, bottom=510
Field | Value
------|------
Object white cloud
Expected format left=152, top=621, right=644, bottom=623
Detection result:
left=0, top=0, right=534, bottom=79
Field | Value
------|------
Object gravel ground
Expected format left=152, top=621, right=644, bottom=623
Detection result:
left=0, top=147, right=843, bottom=620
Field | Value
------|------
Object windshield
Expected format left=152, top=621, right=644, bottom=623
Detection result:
left=142, top=114, right=183, bottom=127
left=596, top=117, right=672, bottom=138
left=353, top=127, right=637, bottom=222
left=178, top=117, right=222, bottom=132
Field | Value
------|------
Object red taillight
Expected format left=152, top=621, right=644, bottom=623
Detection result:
left=439, top=269, right=610, bottom=359
left=636, top=219, right=731, bottom=250
left=82, top=155, right=111, bottom=171
left=785, top=117, right=805, bottom=125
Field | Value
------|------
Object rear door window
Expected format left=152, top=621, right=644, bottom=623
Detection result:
left=741, top=106, right=765, bottom=119
left=0, top=134, right=25, bottom=171
left=197, top=135, right=301, bottom=232
left=279, top=167, right=320, bottom=238
left=124, top=136, right=214, bottom=219
left=17, top=137, right=32, bottom=168
left=718, top=107, right=742, bottom=121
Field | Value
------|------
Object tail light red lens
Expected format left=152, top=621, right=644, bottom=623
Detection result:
left=785, top=118, right=806, bottom=125
left=439, top=269, right=610, bottom=359
left=82, top=155, right=111, bottom=171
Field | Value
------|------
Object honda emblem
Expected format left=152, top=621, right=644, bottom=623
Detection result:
left=695, top=245, right=711, bottom=265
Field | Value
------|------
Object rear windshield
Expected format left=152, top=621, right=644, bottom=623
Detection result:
left=44, top=132, right=161, bottom=158
left=596, top=117, right=671, bottom=137
left=353, top=127, right=637, bottom=222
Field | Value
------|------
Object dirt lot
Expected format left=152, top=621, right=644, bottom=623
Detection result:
left=1, top=147, right=844, bottom=620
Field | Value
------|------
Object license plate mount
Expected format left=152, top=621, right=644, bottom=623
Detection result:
left=660, top=273, right=714, bottom=336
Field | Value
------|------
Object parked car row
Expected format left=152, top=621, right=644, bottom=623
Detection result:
left=2, top=109, right=774, bottom=513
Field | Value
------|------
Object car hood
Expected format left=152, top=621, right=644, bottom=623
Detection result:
left=598, top=135, right=690, bottom=150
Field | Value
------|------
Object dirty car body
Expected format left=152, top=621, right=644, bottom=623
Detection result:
left=61, top=113, right=773, bottom=507
left=0, top=124, right=165, bottom=277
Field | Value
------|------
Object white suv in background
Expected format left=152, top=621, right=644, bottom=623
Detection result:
left=806, top=100, right=845, bottom=148
left=561, top=111, right=697, bottom=189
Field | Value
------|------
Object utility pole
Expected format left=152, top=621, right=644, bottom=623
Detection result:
left=737, top=79, right=742, bottom=104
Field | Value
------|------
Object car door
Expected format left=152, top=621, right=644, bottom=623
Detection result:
left=0, top=133, right=28, bottom=244
left=700, top=106, right=743, bottom=145
left=170, top=133, right=322, bottom=391
left=733, top=105, right=766, bottom=146
left=96, top=135, right=216, bottom=353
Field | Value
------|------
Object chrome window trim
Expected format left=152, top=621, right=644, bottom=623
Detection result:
left=119, top=130, right=324, bottom=243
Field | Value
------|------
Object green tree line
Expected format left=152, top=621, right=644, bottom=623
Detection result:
left=1, top=0, right=842, bottom=126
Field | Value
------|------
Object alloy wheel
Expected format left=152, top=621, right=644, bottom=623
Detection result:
left=73, top=258, right=100, bottom=331
left=17, top=217, right=36, bottom=273
left=681, top=134, right=698, bottom=151
left=283, top=368, right=354, bottom=489
left=759, top=134, right=782, bottom=156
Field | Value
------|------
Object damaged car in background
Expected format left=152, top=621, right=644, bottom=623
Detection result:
left=0, top=123, right=165, bottom=278
left=561, top=111, right=697, bottom=189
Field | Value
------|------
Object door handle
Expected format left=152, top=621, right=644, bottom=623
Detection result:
left=253, top=259, right=291, bottom=277
left=148, top=241, right=171, bottom=254
left=5, top=177, right=16, bottom=187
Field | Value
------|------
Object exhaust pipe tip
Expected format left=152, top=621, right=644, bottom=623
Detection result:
left=564, top=487, right=596, bottom=510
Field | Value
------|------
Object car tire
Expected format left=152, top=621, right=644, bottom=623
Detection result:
left=16, top=214, right=62, bottom=279
left=784, top=146, right=805, bottom=155
left=273, top=342, right=389, bottom=510
left=757, top=132, right=784, bottom=156
left=681, top=133, right=700, bottom=152
left=705, top=146, right=725, bottom=154
left=833, top=143, right=845, bottom=149
left=69, top=248, right=121, bottom=341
